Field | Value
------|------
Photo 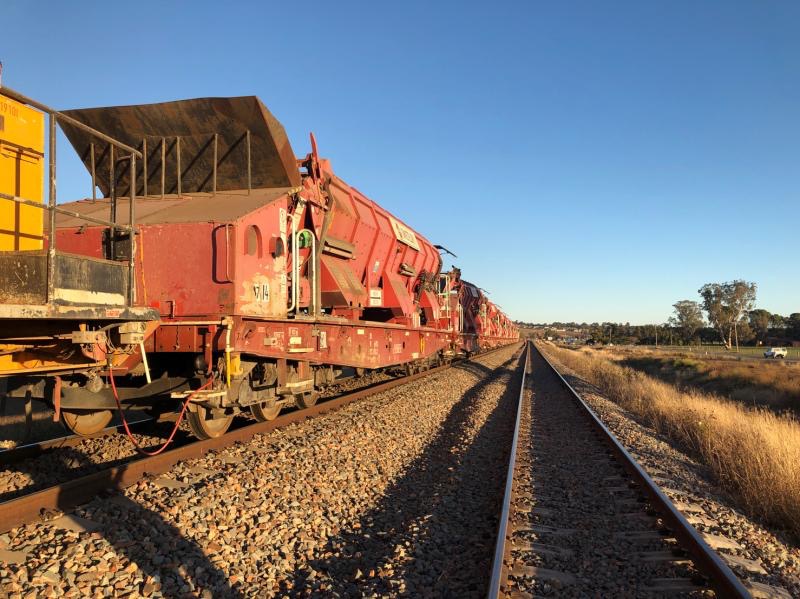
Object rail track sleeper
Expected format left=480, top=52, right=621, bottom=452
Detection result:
left=722, top=554, right=769, bottom=576
left=534, top=342, right=752, bottom=599
left=487, top=341, right=753, bottom=598
left=745, top=580, right=794, bottom=599
left=509, top=564, right=577, bottom=585
left=644, top=577, right=706, bottom=592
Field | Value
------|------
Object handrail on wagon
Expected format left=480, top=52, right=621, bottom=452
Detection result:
left=0, top=85, right=140, bottom=305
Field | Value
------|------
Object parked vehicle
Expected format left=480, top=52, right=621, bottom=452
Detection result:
left=764, top=347, right=788, bottom=359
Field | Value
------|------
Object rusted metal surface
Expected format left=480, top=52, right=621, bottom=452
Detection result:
left=535, top=343, right=751, bottom=599
left=0, top=191, right=134, bottom=231
left=0, top=303, right=156, bottom=321
left=53, top=187, right=292, bottom=227
left=60, top=97, right=301, bottom=196
left=0, top=348, right=513, bottom=533
left=0, top=251, right=128, bottom=307
left=0, top=86, right=142, bottom=158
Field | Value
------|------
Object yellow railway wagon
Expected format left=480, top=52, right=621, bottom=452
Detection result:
left=0, top=91, right=44, bottom=251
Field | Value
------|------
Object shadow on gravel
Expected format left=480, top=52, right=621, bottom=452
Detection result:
left=286, top=351, right=525, bottom=598
left=22, top=447, right=242, bottom=597
left=0, top=421, right=195, bottom=504
left=0, top=398, right=65, bottom=445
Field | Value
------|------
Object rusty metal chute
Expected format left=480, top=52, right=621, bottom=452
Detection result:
left=60, top=96, right=301, bottom=196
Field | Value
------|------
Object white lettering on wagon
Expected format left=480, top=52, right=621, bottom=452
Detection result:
left=388, top=216, right=420, bottom=251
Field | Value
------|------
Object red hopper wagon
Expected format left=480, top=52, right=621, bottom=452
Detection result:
left=1, top=91, right=518, bottom=441
left=51, top=96, right=474, bottom=438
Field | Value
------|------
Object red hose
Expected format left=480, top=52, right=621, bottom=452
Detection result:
left=107, top=365, right=214, bottom=456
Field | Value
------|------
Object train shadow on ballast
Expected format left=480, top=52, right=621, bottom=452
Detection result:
left=286, top=351, right=524, bottom=596
left=21, top=446, right=242, bottom=597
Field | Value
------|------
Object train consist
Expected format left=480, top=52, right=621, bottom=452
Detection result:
left=0, top=87, right=518, bottom=440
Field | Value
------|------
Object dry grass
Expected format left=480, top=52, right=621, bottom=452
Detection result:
left=539, top=342, right=800, bottom=537
left=601, top=346, right=800, bottom=413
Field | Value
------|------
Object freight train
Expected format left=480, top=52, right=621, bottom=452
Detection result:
left=0, top=86, right=518, bottom=441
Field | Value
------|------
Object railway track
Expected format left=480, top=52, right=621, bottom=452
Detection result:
left=0, top=346, right=515, bottom=535
left=487, top=341, right=752, bottom=598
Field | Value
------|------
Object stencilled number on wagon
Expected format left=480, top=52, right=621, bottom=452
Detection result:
left=0, top=101, right=20, bottom=118
left=253, top=282, right=269, bottom=302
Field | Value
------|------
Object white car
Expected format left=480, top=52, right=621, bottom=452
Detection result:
left=764, top=347, right=788, bottom=359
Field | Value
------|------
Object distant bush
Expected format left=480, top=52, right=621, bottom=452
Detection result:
left=672, top=358, right=700, bottom=370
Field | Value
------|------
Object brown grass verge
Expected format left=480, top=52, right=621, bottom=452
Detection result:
left=600, top=346, right=800, bottom=412
left=539, top=342, right=800, bottom=538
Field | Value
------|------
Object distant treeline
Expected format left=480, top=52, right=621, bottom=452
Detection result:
left=517, top=313, right=800, bottom=347
left=519, top=280, right=797, bottom=348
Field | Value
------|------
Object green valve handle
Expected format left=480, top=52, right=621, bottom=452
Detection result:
left=297, top=230, right=313, bottom=249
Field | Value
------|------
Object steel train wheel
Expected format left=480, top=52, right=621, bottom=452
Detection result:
left=61, top=409, right=113, bottom=437
left=186, top=408, right=233, bottom=440
left=295, top=392, right=318, bottom=409
left=250, top=402, right=281, bottom=422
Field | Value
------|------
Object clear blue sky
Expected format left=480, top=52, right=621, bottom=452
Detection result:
left=3, top=1, right=798, bottom=324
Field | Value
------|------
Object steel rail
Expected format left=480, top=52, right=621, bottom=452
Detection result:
left=534, top=342, right=751, bottom=599
left=486, top=341, right=530, bottom=598
left=0, top=343, right=520, bottom=533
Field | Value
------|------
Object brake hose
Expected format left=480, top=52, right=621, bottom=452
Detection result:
left=107, top=364, right=214, bottom=456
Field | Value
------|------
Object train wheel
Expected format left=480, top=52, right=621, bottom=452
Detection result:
left=62, top=409, right=113, bottom=437
left=250, top=401, right=281, bottom=422
left=295, top=391, right=318, bottom=409
left=186, top=407, right=233, bottom=440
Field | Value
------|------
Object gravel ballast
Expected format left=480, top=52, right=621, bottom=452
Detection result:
left=0, top=344, right=522, bottom=598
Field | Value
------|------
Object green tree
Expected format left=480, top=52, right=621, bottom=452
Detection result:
left=769, top=313, right=785, bottom=330
left=748, top=309, right=772, bottom=344
left=788, top=313, right=800, bottom=341
left=698, top=280, right=757, bottom=350
left=737, top=320, right=756, bottom=345
left=668, top=300, right=704, bottom=344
